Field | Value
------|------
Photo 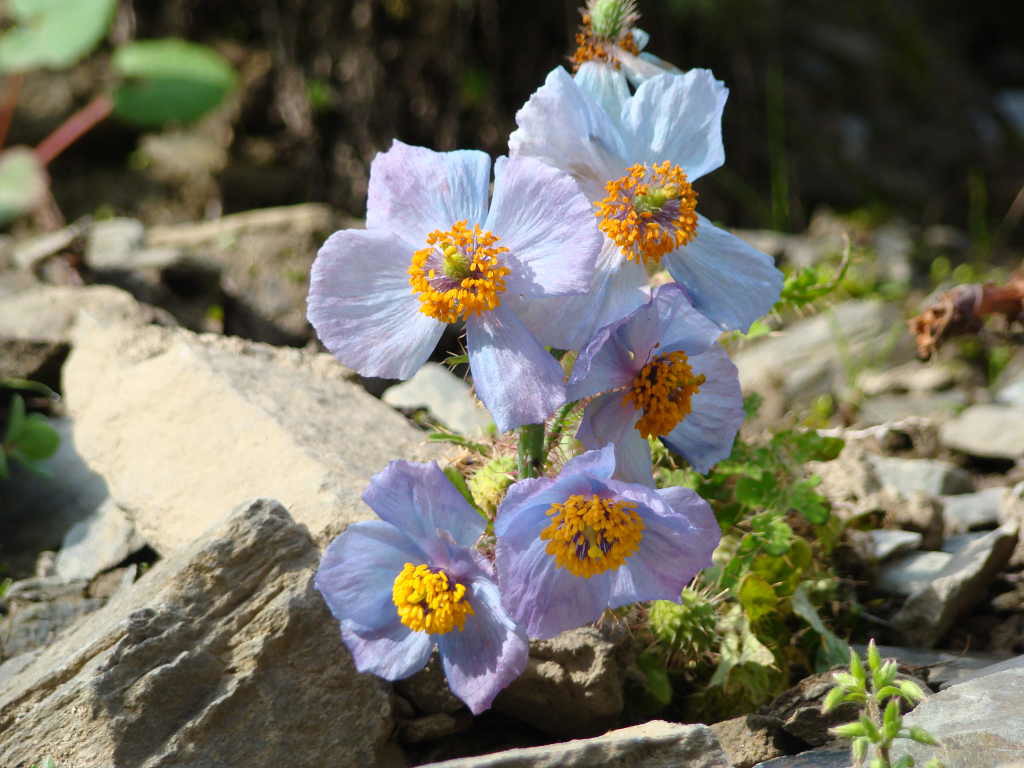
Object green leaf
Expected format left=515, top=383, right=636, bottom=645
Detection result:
left=426, top=432, right=491, bottom=455
left=442, top=466, right=483, bottom=518
left=791, top=583, right=852, bottom=669
left=10, top=414, right=60, bottom=460
left=852, top=736, right=870, bottom=762
left=4, top=393, right=27, bottom=443
left=0, top=0, right=116, bottom=72
left=893, top=757, right=915, bottom=768
left=112, top=39, right=236, bottom=126
left=0, top=446, right=8, bottom=478
left=906, top=725, right=938, bottom=746
left=850, top=648, right=867, bottom=686
left=738, top=574, right=778, bottom=623
left=883, top=698, right=902, bottom=737
left=822, top=685, right=847, bottom=713
left=897, top=679, right=927, bottom=704
left=751, top=514, right=792, bottom=556
left=831, top=721, right=867, bottom=739
left=0, top=377, right=59, bottom=399
left=637, top=651, right=673, bottom=707
left=788, top=479, right=830, bottom=525
left=742, top=392, right=763, bottom=419
left=0, top=148, right=46, bottom=225
left=735, top=472, right=776, bottom=507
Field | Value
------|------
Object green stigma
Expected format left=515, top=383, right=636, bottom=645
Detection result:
left=589, top=0, right=639, bottom=40
left=633, top=184, right=680, bottom=214
left=442, top=244, right=471, bottom=279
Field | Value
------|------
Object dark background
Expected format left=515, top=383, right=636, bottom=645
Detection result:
left=15, top=0, right=1024, bottom=241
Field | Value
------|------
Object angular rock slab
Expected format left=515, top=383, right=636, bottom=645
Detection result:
left=419, top=720, right=730, bottom=768
left=63, top=318, right=442, bottom=554
left=0, top=499, right=394, bottom=768
left=891, top=666, right=1024, bottom=768
left=940, top=404, right=1024, bottom=459
left=894, top=524, right=1019, bottom=647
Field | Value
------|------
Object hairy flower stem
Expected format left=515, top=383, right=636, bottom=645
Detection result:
left=34, top=94, right=113, bottom=167
left=517, top=423, right=545, bottom=479
left=542, top=402, right=576, bottom=461
left=0, top=73, right=24, bottom=150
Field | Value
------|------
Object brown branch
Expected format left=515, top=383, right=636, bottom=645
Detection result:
left=908, top=277, right=1024, bottom=360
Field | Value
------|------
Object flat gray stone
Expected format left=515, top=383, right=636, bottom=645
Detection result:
left=0, top=284, right=156, bottom=343
left=419, top=720, right=730, bottom=768
left=940, top=404, right=1024, bottom=459
left=384, top=362, right=493, bottom=436
left=941, top=487, right=1006, bottom=534
left=866, top=454, right=974, bottom=496
left=55, top=498, right=147, bottom=581
left=0, top=499, right=396, bottom=768
left=857, top=392, right=965, bottom=426
left=753, top=746, right=850, bottom=768
left=894, top=524, right=1019, bottom=647
left=855, top=645, right=1015, bottom=690
left=876, top=551, right=954, bottom=596
left=891, top=667, right=1024, bottom=767
left=63, top=318, right=442, bottom=554
left=866, top=529, right=923, bottom=561
left=86, top=217, right=180, bottom=271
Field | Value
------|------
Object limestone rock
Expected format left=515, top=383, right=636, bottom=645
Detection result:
left=876, top=551, right=954, bottom=596
left=0, top=499, right=395, bottom=768
left=894, top=524, right=1019, bottom=647
left=759, top=670, right=861, bottom=747
left=891, top=666, right=1024, bottom=768
left=866, top=455, right=973, bottom=497
left=55, top=498, right=147, bottom=581
left=864, top=529, right=923, bottom=561
left=940, top=404, right=1024, bottom=459
left=418, top=720, right=729, bottom=768
left=0, top=284, right=162, bottom=343
left=710, top=714, right=798, bottom=768
left=63, top=318, right=442, bottom=554
left=384, top=362, right=493, bottom=436
left=494, top=627, right=625, bottom=739
left=941, top=487, right=1005, bottom=534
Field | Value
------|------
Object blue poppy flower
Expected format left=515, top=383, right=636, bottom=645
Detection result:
left=568, top=283, right=744, bottom=484
left=509, top=66, right=782, bottom=347
left=494, top=445, right=720, bottom=639
left=316, top=460, right=529, bottom=714
left=307, top=140, right=601, bottom=431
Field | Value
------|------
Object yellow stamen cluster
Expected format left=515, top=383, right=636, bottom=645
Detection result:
left=595, top=161, right=698, bottom=267
left=392, top=562, right=474, bottom=635
left=625, top=350, right=706, bottom=438
left=570, top=11, right=640, bottom=72
left=408, top=221, right=510, bottom=323
left=540, top=494, right=644, bottom=578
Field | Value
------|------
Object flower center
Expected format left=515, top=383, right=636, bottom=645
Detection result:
left=570, top=0, right=640, bottom=71
left=625, top=350, right=706, bottom=438
left=408, top=221, right=510, bottom=323
left=392, top=562, right=474, bottom=635
left=595, top=162, right=698, bottom=266
left=540, top=493, right=644, bottom=578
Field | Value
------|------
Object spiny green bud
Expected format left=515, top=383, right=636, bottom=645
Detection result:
left=587, top=0, right=639, bottom=40
left=467, top=456, right=516, bottom=516
left=897, top=679, right=927, bottom=703
left=907, top=725, right=939, bottom=746
left=648, top=586, right=717, bottom=663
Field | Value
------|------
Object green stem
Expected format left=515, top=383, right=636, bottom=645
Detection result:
left=516, top=423, right=545, bottom=479
left=542, top=402, right=576, bottom=460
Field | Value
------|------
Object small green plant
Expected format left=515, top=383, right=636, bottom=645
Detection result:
left=0, top=0, right=236, bottom=224
left=1, top=393, right=60, bottom=477
left=825, top=640, right=944, bottom=768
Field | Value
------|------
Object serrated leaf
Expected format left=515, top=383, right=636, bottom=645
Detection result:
left=751, top=513, right=792, bottom=556
left=112, top=39, right=236, bottom=126
left=0, top=148, right=46, bottom=225
left=791, top=583, right=851, bottom=669
left=11, top=414, right=60, bottom=460
left=788, top=479, right=830, bottom=525
left=637, top=651, right=673, bottom=707
left=0, top=0, right=116, bottom=72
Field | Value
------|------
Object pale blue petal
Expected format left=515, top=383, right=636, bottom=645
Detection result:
left=574, top=61, right=631, bottom=128
left=307, top=228, right=444, bottom=379
left=495, top=531, right=612, bottom=639
left=437, top=578, right=529, bottom=714
left=340, top=619, right=433, bottom=680
left=363, top=461, right=486, bottom=551
left=514, top=238, right=647, bottom=351
left=621, top=69, right=728, bottom=182
left=466, top=305, right=566, bottom=432
left=663, top=215, right=783, bottom=332
left=487, top=155, right=600, bottom=300
left=316, top=520, right=425, bottom=633
left=366, top=140, right=491, bottom=248
left=646, top=282, right=723, bottom=356
left=567, top=311, right=642, bottom=402
left=660, top=345, right=743, bottom=474
left=610, top=427, right=655, bottom=486
left=509, top=66, right=628, bottom=202
left=619, top=50, right=683, bottom=87
left=577, top=393, right=653, bottom=486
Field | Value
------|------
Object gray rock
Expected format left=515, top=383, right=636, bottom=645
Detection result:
left=864, top=529, right=923, bottom=561
left=419, top=720, right=730, bottom=768
left=856, top=392, right=965, bottom=426
left=891, top=666, right=1024, bottom=767
left=735, top=300, right=915, bottom=421
left=0, top=283, right=161, bottom=343
left=63, top=318, right=442, bottom=554
left=399, top=713, right=467, bottom=744
left=942, top=532, right=994, bottom=557
left=894, top=524, right=1019, bottom=647
left=0, top=585, right=102, bottom=659
left=941, top=487, right=1005, bottom=534
left=866, top=454, right=974, bottom=497
left=753, top=746, right=851, bottom=768
left=494, top=627, right=624, bottom=739
left=940, top=404, right=1024, bottom=459
left=854, top=645, right=1014, bottom=690
left=11, top=222, right=84, bottom=271
left=0, top=499, right=396, bottom=768
left=0, top=337, right=67, bottom=385
left=759, top=670, right=861, bottom=747
left=710, top=714, right=795, bottom=768
left=397, top=657, right=466, bottom=715
left=936, top=654, right=1024, bottom=689
left=998, top=482, right=1024, bottom=567
left=86, top=217, right=180, bottom=272
left=857, top=360, right=958, bottom=396
left=55, top=498, right=147, bottom=581
left=384, top=363, right=493, bottom=436
left=0, top=418, right=110, bottom=577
